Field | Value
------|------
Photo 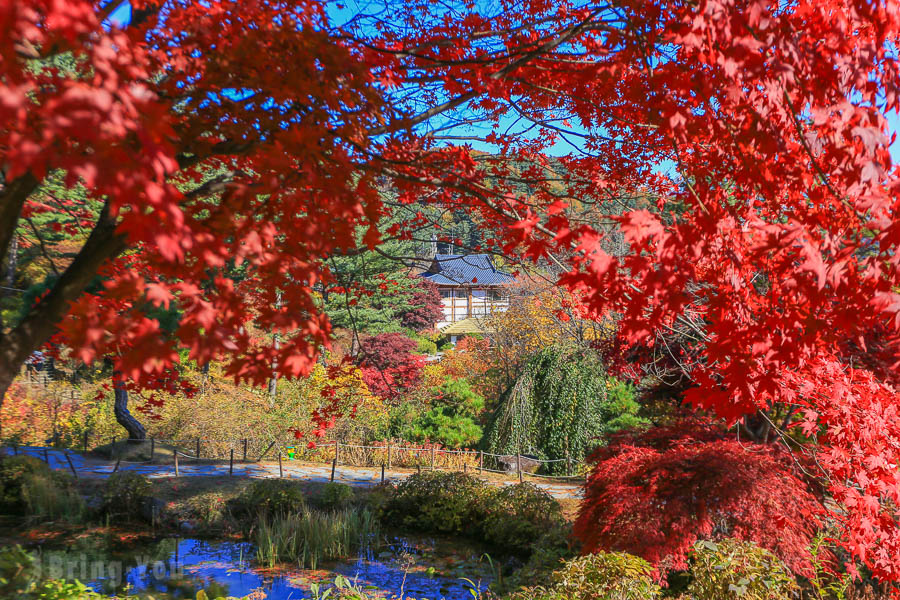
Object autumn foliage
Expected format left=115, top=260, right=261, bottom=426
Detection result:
left=2, top=0, right=900, bottom=581
left=356, top=333, right=424, bottom=399
left=574, top=422, right=825, bottom=578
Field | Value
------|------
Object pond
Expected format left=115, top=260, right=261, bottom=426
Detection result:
left=31, top=535, right=494, bottom=600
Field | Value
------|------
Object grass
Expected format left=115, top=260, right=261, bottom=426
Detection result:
left=254, top=507, right=380, bottom=569
left=21, top=472, right=85, bottom=523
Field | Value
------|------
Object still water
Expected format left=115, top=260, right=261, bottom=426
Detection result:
left=36, top=536, right=493, bottom=599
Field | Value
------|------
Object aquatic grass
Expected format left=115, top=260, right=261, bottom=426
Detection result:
left=21, top=472, right=84, bottom=522
left=254, top=507, right=380, bottom=569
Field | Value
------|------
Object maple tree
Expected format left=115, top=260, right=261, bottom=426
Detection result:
left=1, top=0, right=900, bottom=581
left=574, top=421, right=825, bottom=578
left=356, top=332, right=424, bottom=399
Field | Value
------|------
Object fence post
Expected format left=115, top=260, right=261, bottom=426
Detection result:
left=229, top=449, right=234, bottom=476
left=566, top=451, right=571, bottom=477
left=150, top=437, right=155, bottom=462
left=43, top=447, right=49, bottom=464
left=64, top=452, right=78, bottom=479
left=113, top=453, right=122, bottom=473
left=195, top=438, right=200, bottom=463
left=431, top=447, right=435, bottom=471
left=243, top=439, right=248, bottom=462
left=330, top=454, right=337, bottom=482
left=83, top=430, right=89, bottom=453
left=335, top=441, right=340, bottom=466
left=479, top=450, right=483, bottom=474
left=381, top=463, right=385, bottom=483
left=517, top=451, right=523, bottom=484
left=387, top=443, right=391, bottom=470
left=278, top=451, right=283, bottom=478
left=174, top=449, right=179, bottom=477
left=12, top=444, right=18, bottom=456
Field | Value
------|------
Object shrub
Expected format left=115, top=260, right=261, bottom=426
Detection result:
left=0, top=456, right=82, bottom=521
left=413, top=335, right=438, bottom=356
left=575, top=421, right=824, bottom=576
left=504, top=552, right=661, bottom=600
left=481, top=483, right=565, bottom=553
left=380, top=473, right=566, bottom=556
left=0, top=456, right=52, bottom=514
left=379, top=471, right=490, bottom=534
left=551, top=553, right=662, bottom=600
left=686, top=539, right=797, bottom=600
left=234, top=479, right=305, bottom=518
left=102, top=472, right=152, bottom=518
left=319, top=483, right=354, bottom=510
left=402, top=407, right=483, bottom=449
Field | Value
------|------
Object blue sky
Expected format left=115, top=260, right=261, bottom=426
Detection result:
left=107, top=1, right=900, bottom=167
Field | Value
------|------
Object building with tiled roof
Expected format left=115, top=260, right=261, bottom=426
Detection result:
left=419, top=254, right=515, bottom=330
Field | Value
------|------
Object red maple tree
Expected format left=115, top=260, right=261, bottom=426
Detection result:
left=574, top=421, right=826, bottom=577
left=1, top=0, right=900, bottom=580
left=356, top=333, right=424, bottom=399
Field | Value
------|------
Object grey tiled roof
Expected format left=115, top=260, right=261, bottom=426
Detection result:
left=419, top=254, right=515, bottom=286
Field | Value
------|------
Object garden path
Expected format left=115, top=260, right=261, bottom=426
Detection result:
left=2, top=446, right=583, bottom=499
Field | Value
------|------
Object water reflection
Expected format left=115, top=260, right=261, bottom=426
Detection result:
left=61, top=536, right=491, bottom=599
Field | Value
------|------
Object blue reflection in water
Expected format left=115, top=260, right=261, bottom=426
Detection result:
left=89, top=537, right=491, bottom=600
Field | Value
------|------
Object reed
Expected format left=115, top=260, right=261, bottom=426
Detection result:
left=21, top=473, right=84, bottom=522
left=254, top=507, right=379, bottom=569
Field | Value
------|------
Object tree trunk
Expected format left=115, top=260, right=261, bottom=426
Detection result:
left=0, top=369, right=14, bottom=439
left=113, top=373, right=146, bottom=441
left=3, top=234, right=17, bottom=297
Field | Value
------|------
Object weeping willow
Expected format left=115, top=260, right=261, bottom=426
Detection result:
left=484, top=346, right=645, bottom=474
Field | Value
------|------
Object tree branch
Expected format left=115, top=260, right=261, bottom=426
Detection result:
left=0, top=172, right=40, bottom=272
left=0, top=200, right=127, bottom=382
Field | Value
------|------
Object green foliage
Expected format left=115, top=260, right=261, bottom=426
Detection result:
left=379, top=472, right=565, bottom=555
left=481, top=483, right=563, bottom=552
left=21, top=471, right=83, bottom=522
left=0, top=545, right=105, bottom=600
left=233, top=479, right=306, bottom=518
left=0, top=456, right=82, bottom=521
left=504, top=552, right=661, bottom=600
left=413, top=335, right=438, bottom=356
left=318, top=483, right=355, bottom=510
left=804, top=534, right=851, bottom=600
left=0, top=456, right=53, bottom=514
left=395, top=378, right=486, bottom=448
left=551, top=552, right=661, bottom=600
left=254, top=507, right=379, bottom=569
left=102, top=472, right=152, bottom=519
left=485, top=346, right=647, bottom=474
left=401, top=407, right=483, bottom=448
left=380, top=471, right=490, bottom=535
left=30, top=579, right=105, bottom=600
left=0, top=545, right=40, bottom=599
left=686, top=539, right=797, bottom=600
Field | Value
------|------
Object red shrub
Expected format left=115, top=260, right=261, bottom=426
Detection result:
left=574, top=422, right=825, bottom=577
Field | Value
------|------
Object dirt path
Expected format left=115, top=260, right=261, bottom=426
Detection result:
left=3, top=445, right=583, bottom=499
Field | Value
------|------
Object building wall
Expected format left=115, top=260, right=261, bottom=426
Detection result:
left=437, top=286, right=509, bottom=328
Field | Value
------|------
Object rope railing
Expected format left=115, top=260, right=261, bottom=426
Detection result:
left=10, top=433, right=588, bottom=483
